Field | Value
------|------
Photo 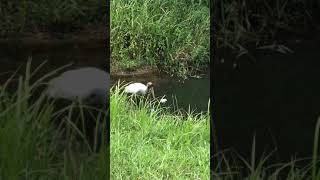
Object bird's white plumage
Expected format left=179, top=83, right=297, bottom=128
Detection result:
left=47, top=67, right=109, bottom=104
left=124, top=83, right=148, bottom=95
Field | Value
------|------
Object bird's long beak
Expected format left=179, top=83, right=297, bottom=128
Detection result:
left=150, top=88, right=155, bottom=99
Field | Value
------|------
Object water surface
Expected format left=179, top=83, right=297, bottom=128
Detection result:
left=111, top=72, right=210, bottom=113
left=0, top=39, right=107, bottom=87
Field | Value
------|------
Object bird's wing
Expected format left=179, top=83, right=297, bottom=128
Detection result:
left=124, top=83, right=147, bottom=94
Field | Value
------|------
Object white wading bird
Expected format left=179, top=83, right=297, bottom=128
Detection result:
left=47, top=67, right=109, bottom=105
left=46, top=67, right=110, bottom=151
left=124, top=82, right=155, bottom=99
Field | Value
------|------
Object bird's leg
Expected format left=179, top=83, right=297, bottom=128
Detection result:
left=150, top=88, right=155, bottom=99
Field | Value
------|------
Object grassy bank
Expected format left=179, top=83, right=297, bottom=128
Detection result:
left=110, top=82, right=210, bottom=179
left=0, top=63, right=108, bottom=179
left=111, top=0, right=210, bottom=78
left=0, top=0, right=106, bottom=36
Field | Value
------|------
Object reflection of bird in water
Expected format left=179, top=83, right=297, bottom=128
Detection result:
left=124, top=82, right=155, bottom=99
left=160, top=97, right=167, bottom=103
left=46, top=67, right=109, bottom=152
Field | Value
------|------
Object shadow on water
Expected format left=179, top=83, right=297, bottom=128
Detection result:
left=215, top=37, right=320, bottom=164
left=111, top=72, right=210, bottom=113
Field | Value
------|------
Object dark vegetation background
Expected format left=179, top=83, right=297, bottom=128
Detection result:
left=0, top=1, right=110, bottom=179
left=214, top=0, right=320, bottom=49
left=0, top=0, right=107, bottom=36
left=212, top=0, right=320, bottom=178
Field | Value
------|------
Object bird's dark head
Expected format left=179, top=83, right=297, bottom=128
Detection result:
left=146, top=82, right=155, bottom=99
left=146, top=82, right=153, bottom=88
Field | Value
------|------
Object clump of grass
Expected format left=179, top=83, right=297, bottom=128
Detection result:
left=312, top=116, right=320, bottom=179
left=110, top=82, right=210, bottom=179
left=0, top=61, right=108, bottom=179
left=0, top=0, right=106, bottom=36
left=111, top=0, right=210, bottom=78
left=212, top=117, right=320, bottom=179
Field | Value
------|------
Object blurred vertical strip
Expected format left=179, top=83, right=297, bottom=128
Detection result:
left=210, top=0, right=221, bottom=179
left=105, top=0, right=110, bottom=179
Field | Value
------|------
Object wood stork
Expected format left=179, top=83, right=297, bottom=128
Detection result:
left=46, top=67, right=109, bottom=152
left=124, top=82, right=155, bottom=99
left=47, top=67, right=109, bottom=105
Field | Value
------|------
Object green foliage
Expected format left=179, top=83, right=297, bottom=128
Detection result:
left=0, top=61, right=108, bottom=179
left=0, top=0, right=106, bottom=35
left=211, top=118, right=320, bottom=180
left=110, top=82, right=210, bottom=179
left=111, top=0, right=210, bottom=78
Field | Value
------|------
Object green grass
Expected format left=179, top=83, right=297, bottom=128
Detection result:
left=211, top=118, right=320, bottom=180
left=111, top=0, right=210, bottom=78
left=0, top=61, right=108, bottom=179
left=110, top=82, right=210, bottom=179
left=0, top=0, right=106, bottom=36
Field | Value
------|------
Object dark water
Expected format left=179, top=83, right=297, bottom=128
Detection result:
left=111, top=72, right=210, bottom=113
left=0, top=39, right=108, bottom=87
left=214, top=38, right=320, bottom=163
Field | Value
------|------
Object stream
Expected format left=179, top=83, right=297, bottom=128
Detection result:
left=111, top=71, right=210, bottom=113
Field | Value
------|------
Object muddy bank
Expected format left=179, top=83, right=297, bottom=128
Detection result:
left=0, top=25, right=107, bottom=46
left=0, top=25, right=108, bottom=85
left=0, top=25, right=159, bottom=77
left=0, top=24, right=209, bottom=77
left=111, top=66, right=159, bottom=77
